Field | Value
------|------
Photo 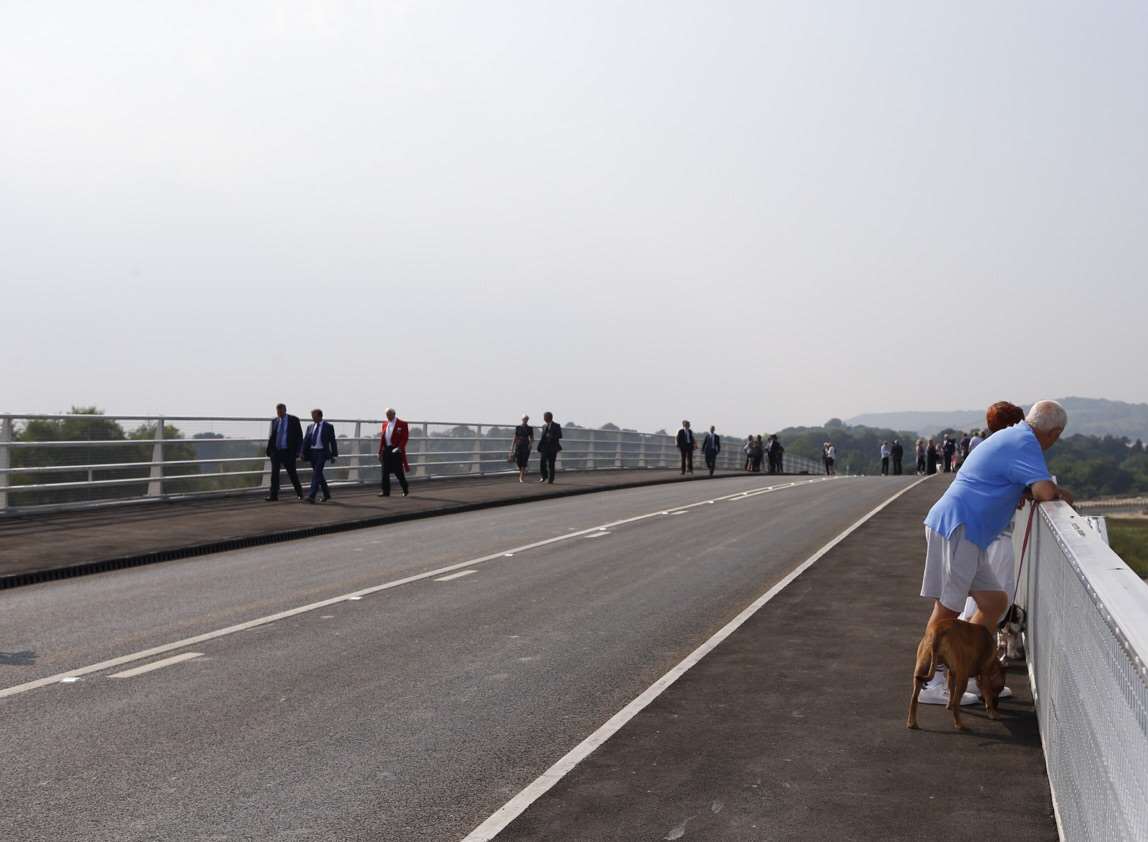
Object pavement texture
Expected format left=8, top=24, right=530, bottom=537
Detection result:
left=499, top=476, right=1059, bottom=842
left=0, top=467, right=778, bottom=587
left=0, top=475, right=945, bottom=841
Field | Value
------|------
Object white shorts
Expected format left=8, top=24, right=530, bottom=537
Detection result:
left=959, top=533, right=1016, bottom=620
left=921, top=526, right=1005, bottom=612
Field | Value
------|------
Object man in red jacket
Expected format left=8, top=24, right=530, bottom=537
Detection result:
left=378, top=408, right=411, bottom=497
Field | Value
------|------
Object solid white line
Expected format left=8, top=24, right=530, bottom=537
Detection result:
left=434, top=569, right=479, bottom=582
left=0, top=476, right=832, bottom=701
left=109, top=652, right=203, bottom=679
left=459, top=474, right=931, bottom=842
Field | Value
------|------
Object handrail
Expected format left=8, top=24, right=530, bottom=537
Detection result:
left=1019, top=501, right=1148, bottom=841
left=0, top=413, right=823, bottom=512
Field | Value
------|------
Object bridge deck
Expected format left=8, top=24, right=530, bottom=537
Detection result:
left=0, top=468, right=759, bottom=587
left=498, top=477, right=1059, bottom=841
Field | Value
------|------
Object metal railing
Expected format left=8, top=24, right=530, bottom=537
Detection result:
left=0, top=414, right=823, bottom=512
left=1017, top=500, right=1148, bottom=841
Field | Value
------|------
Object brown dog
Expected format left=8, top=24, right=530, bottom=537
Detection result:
left=907, top=618, right=1006, bottom=730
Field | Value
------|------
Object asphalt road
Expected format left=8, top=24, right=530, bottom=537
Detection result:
left=1, top=474, right=918, bottom=841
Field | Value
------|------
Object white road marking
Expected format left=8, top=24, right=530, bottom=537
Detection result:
left=59, top=677, right=81, bottom=684
left=109, top=652, right=203, bottom=679
left=583, top=531, right=611, bottom=538
left=460, top=474, right=931, bottom=842
left=0, top=476, right=834, bottom=700
left=434, top=569, right=478, bottom=582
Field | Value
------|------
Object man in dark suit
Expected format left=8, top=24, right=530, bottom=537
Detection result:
left=265, top=403, right=304, bottom=501
left=676, top=420, right=696, bottom=475
left=702, top=425, right=721, bottom=476
left=537, top=411, right=562, bottom=484
left=768, top=435, right=784, bottom=474
left=891, top=439, right=905, bottom=475
left=300, top=408, right=338, bottom=503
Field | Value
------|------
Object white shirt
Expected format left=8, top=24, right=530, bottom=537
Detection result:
left=310, top=421, right=325, bottom=447
left=384, top=420, right=395, bottom=446
left=827, top=446, right=836, bottom=459
left=881, top=445, right=890, bottom=458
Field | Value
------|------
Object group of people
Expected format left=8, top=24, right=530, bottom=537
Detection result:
left=508, top=412, right=566, bottom=483
left=913, top=430, right=985, bottom=476
left=879, top=440, right=905, bottom=475
left=263, top=404, right=410, bottom=503
left=915, top=399, right=1074, bottom=707
left=741, top=434, right=785, bottom=473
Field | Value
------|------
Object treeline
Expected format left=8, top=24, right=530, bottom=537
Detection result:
left=762, top=418, right=1148, bottom=500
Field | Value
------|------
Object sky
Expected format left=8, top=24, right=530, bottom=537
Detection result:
left=3, top=1, right=1146, bottom=434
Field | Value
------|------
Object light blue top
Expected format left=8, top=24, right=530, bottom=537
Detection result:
left=924, top=422, right=1051, bottom=550
left=276, top=416, right=289, bottom=450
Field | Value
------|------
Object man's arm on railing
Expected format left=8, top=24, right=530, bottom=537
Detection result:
left=1030, top=479, right=1074, bottom=507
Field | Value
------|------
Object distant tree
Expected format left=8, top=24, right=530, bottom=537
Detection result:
left=193, top=432, right=225, bottom=439
left=600, top=422, right=620, bottom=431
left=825, top=418, right=844, bottom=429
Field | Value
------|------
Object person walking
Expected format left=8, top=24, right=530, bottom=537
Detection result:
left=676, top=420, right=696, bottom=475
left=702, top=425, right=721, bottom=476
left=301, top=409, right=337, bottom=503
left=825, top=442, right=836, bottom=475
left=891, top=439, right=904, bottom=475
left=377, top=408, right=410, bottom=497
left=751, top=435, right=765, bottom=472
left=942, top=436, right=957, bottom=473
left=880, top=441, right=891, bottom=476
left=511, top=415, right=534, bottom=482
left=768, top=435, right=783, bottom=474
left=537, top=411, right=562, bottom=483
left=926, top=439, right=939, bottom=475
left=265, top=403, right=304, bottom=501
left=744, top=436, right=755, bottom=471
left=915, top=438, right=927, bottom=475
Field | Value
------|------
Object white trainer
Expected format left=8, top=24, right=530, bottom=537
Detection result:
left=969, top=677, right=1014, bottom=701
left=918, top=672, right=978, bottom=706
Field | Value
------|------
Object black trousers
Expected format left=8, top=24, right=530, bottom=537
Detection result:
left=680, top=447, right=693, bottom=474
left=380, top=446, right=409, bottom=495
left=539, top=450, right=557, bottom=482
left=881, top=457, right=889, bottom=475
left=269, top=449, right=302, bottom=498
left=704, top=452, right=717, bottom=476
left=893, top=456, right=903, bottom=475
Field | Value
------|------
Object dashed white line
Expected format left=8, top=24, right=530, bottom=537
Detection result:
left=0, top=476, right=833, bottom=700
left=109, top=652, right=203, bottom=679
left=435, top=569, right=479, bottom=582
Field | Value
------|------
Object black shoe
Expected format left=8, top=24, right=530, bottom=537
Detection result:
left=401, top=490, right=409, bottom=497
left=295, top=492, right=304, bottom=500
left=305, top=497, right=316, bottom=504
left=378, top=491, right=388, bottom=497
left=265, top=496, right=278, bottom=502
left=538, top=478, right=547, bottom=483
left=321, top=495, right=331, bottom=502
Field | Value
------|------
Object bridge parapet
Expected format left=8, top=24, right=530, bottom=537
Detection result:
left=1019, top=500, right=1148, bottom=840
left=0, top=413, right=823, bottom=513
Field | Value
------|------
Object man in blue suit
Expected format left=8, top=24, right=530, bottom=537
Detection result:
left=300, top=408, right=338, bottom=503
left=265, top=403, right=304, bottom=501
left=702, top=425, right=721, bottom=476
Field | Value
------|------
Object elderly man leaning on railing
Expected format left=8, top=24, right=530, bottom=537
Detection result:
left=914, top=399, right=1074, bottom=707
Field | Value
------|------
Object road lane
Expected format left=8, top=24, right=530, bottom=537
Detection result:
left=1, top=476, right=917, bottom=841
left=0, top=476, right=827, bottom=686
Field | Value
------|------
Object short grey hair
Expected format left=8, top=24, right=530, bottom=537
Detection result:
left=1026, top=400, right=1068, bottom=433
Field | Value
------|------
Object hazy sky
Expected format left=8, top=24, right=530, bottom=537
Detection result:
left=3, top=1, right=1146, bottom=433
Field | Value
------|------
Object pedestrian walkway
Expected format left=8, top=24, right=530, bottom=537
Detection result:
left=496, top=477, right=1057, bottom=841
left=0, top=468, right=758, bottom=588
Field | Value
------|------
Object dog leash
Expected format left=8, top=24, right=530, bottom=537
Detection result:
left=1006, top=501, right=1039, bottom=619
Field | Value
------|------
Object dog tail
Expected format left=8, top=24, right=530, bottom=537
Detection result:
left=924, top=627, right=945, bottom=681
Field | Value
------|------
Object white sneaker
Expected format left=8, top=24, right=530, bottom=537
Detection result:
left=970, top=678, right=1014, bottom=701
left=918, top=673, right=978, bottom=706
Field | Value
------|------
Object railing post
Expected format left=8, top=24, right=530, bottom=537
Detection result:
left=587, top=429, right=596, bottom=471
left=615, top=430, right=623, bottom=468
left=473, top=425, right=483, bottom=475
left=639, top=434, right=647, bottom=469
left=0, top=416, right=11, bottom=511
left=418, top=422, right=430, bottom=478
left=349, top=421, right=362, bottom=483
left=147, top=417, right=165, bottom=498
